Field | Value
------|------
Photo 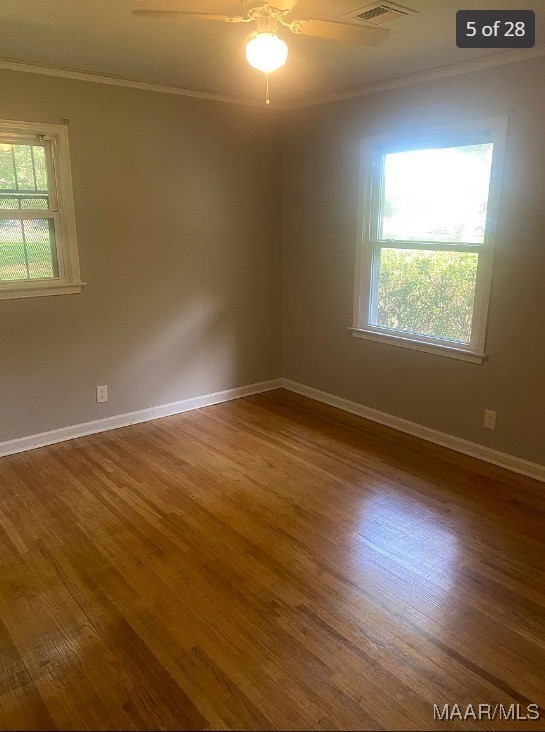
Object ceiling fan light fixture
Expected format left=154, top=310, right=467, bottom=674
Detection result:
left=245, top=32, right=288, bottom=73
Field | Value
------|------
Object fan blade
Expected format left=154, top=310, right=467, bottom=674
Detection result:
left=292, top=19, right=388, bottom=45
left=134, top=0, right=242, bottom=12
left=266, top=0, right=298, bottom=13
left=241, top=0, right=298, bottom=14
left=133, top=10, right=246, bottom=21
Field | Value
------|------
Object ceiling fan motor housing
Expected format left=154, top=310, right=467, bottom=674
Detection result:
left=256, top=13, right=279, bottom=34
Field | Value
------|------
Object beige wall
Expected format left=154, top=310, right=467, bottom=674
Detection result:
left=283, top=57, right=545, bottom=466
left=0, top=69, right=282, bottom=442
left=3, top=58, right=545, bottom=466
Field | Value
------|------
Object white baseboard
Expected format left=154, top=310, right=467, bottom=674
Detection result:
left=3, top=377, right=544, bottom=483
left=282, top=379, right=545, bottom=483
left=0, top=378, right=283, bottom=459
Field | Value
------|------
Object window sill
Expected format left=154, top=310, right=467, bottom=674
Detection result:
left=349, top=327, right=486, bottom=364
left=0, top=281, right=85, bottom=301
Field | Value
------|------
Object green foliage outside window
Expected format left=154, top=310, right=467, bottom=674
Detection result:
left=0, top=143, right=55, bottom=281
left=377, top=248, right=478, bottom=343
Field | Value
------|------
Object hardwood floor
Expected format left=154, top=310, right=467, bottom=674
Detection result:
left=0, top=388, right=544, bottom=731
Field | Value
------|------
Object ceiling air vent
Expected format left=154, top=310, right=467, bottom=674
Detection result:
left=347, top=2, right=416, bottom=25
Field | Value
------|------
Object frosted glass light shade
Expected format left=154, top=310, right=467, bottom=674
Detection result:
left=245, top=33, right=288, bottom=73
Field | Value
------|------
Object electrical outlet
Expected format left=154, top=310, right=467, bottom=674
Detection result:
left=96, top=385, right=108, bottom=404
left=484, top=409, right=496, bottom=430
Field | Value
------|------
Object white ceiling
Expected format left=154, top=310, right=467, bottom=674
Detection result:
left=0, top=0, right=544, bottom=105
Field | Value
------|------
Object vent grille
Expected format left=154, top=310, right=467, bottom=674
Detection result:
left=357, top=5, right=396, bottom=21
left=347, top=2, right=415, bottom=25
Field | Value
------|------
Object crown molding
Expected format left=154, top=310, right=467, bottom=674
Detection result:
left=1, top=45, right=544, bottom=112
left=288, top=45, right=545, bottom=110
left=0, top=56, right=268, bottom=109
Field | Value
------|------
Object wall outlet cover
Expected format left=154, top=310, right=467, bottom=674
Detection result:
left=96, top=385, right=108, bottom=404
left=484, top=409, right=497, bottom=430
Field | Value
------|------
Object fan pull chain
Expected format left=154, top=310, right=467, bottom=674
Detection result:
left=266, top=73, right=270, bottom=105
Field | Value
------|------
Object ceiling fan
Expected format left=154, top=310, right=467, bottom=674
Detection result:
left=133, top=1, right=389, bottom=102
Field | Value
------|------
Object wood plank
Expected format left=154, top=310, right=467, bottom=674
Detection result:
left=0, top=388, right=543, bottom=730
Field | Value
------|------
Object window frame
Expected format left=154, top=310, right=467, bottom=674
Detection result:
left=0, top=118, right=83, bottom=300
left=352, top=116, right=508, bottom=364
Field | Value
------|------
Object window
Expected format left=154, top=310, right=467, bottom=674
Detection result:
left=353, top=117, right=508, bottom=363
left=0, top=119, right=82, bottom=300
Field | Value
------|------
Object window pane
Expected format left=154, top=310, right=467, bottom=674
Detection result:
left=0, top=193, right=49, bottom=209
left=380, top=144, right=493, bottom=244
left=0, top=144, right=50, bottom=213
left=13, top=145, right=36, bottom=190
left=0, top=219, right=58, bottom=282
left=33, top=146, right=49, bottom=191
left=374, top=248, right=478, bottom=343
